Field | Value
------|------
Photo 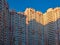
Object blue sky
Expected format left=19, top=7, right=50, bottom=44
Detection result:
left=7, top=0, right=60, bottom=13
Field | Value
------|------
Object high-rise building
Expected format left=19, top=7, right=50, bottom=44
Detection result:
left=44, top=8, right=57, bottom=45
left=54, top=8, right=60, bottom=45
left=10, top=10, right=16, bottom=45
left=24, top=7, right=60, bottom=45
left=17, top=12, right=26, bottom=45
left=0, top=0, right=10, bottom=45
left=24, top=8, right=44, bottom=45
left=10, top=10, right=26, bottom=45
left=1, top=0, right=60, bottom=45
left=43, top=8, right=60, bottom=45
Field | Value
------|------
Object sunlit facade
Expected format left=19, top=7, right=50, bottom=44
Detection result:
left=24, top=8, right=60, bottom=45
left=24, top=8, right=44, bottom=45
left=1, top=0, right=60, bottom=45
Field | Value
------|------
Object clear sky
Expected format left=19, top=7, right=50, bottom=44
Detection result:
left=7, top=0, right=60, bottom=13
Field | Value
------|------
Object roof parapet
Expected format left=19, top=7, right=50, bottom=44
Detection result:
left=46, top=8, right=53, bottom=12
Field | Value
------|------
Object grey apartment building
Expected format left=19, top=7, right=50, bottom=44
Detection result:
left=0, top=0, right=10, bottom=45
left=10, top=11, right=26, bottom=45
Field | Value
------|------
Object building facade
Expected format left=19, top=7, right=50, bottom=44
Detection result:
left=0, top=0, right=10, bottom=45
left=1, top=0, right=60, bottom=45
left=10, top=11, right=26, bottom=45
left=24, top=8, right=44, bottom=45
left=24, top=7, right=60, bottom=45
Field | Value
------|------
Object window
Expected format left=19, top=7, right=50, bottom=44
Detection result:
left=0, top=5, right=2, bottom=9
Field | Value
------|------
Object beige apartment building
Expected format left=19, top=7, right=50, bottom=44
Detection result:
left=24, top=7, right=60, bottom=45
left=24, top=8, right=44, bottom=45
